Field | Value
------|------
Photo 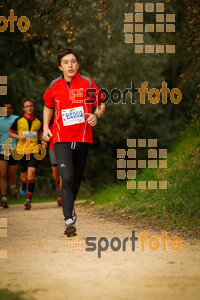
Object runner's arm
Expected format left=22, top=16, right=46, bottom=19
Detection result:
left=9, top=131, right=26, bottom=141
left=37, top=131, right=48, bottom=148
left=38, top=132, right=43, bottom=140
left=9, top=117, right=26, bottom=140
left=94, top=103, right=106, bottom=118
left=85, top=104, right=106, bottom=127
left=43, top=106, right=53, bottom=141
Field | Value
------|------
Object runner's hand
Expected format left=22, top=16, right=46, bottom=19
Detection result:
left=43, top=128, right=53, bottom=141
left=19, top=135, right=26, bottom=141
left=85, top=113, right=97, bottom=127
left=41, top=140, right=48, bottom=148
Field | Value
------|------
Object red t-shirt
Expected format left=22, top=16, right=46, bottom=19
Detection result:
left=43, top=72, right=104, bottom=144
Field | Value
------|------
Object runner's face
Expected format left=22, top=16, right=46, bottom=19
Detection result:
left=4, top=104, right=13, bottom=117
left=23, top=101, right=35, bottom=116
left=59, top=54, right=79, bottom=80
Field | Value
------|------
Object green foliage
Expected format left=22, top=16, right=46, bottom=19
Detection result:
left=92, top=120, right=200, bottom=229
left=0, top=289, right=29, bottom=300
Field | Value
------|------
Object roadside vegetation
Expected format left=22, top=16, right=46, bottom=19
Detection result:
left=91, top=121, right=200, bottom=231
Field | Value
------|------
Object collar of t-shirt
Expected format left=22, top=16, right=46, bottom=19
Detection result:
left=23, top=113, right=36, bottom=120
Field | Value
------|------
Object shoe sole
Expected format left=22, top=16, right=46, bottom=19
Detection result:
left=24, top=202, right=31, bottom=210
left=68, top=232, right=77, bottom=237
left=64, top=224, right=76, bottom=237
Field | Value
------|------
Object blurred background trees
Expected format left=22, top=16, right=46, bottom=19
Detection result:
left=0, top=0, right=199, bottom=194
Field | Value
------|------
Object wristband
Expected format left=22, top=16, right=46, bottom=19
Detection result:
left=93, top=113, right=99, bottom=119
left=41, top=139, right=49, bottom=144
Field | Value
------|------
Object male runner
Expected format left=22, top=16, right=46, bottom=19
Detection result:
left=9, top=97, right=43, bottom=210
left=0, top=100, right=18, bottom=208
left=43, top=47, right=105, bottom=236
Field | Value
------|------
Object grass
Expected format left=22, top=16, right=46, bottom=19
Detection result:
left=0, top=289, right=29, bottom=300
left=91, top=121, right=200, bottom=231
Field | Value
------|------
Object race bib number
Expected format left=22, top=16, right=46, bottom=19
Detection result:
left=62, top=107, right=85, bottom=126
left=23, top=131, right=37, bottom=139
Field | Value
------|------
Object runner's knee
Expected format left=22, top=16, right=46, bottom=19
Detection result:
left=61, top=174, right=73, bottom=188
left=72, top=183, right=80, bottom=192
left=20, top=173, right=27, bottom=182
left=0, top=171, right=7, bottom=179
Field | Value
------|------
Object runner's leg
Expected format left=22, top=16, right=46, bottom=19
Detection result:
left=8, top=160, right=18, bottom=198
left=20, top=171, right=27, bottom=190
left=26, top=154, right=38, bottom=200
left=72, top=142, right=89, bottom=201
left=0, top=159, right=8, bottom=196
left=19, top=156, right=28, bottom=195
left=8, top=164, right=17, bottom=187
left=49, top=149, right=60, bottom=186
left=51, top=166, right=60, bottom=190
left=27, top=167, right=36, bottom=201
left=54, top=143, right=73, bottom=220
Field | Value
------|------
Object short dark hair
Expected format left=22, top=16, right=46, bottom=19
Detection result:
left=3, top=100, right=13, bottom=108
left=57, top=48, right=80, bottom=66
left=22, top=97, right=35, bottom=107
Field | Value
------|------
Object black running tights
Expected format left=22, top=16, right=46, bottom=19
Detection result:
left=54, top=142, right=89, bottom=220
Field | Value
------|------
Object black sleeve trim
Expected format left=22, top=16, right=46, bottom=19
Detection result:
left=9, top=116, right=22, bottom=132
left=44, top=104, right=54, bottom=109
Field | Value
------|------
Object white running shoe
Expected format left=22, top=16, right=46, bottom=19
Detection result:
left=1, top=196, right=9, bottom=208
left=64, top=218, right=76, bottom=236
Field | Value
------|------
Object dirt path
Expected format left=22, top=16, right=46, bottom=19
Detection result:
left=0, top=202, right=199, bottom=300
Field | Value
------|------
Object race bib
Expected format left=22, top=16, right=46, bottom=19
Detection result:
left=62, top=107, right=85, bottom=126
left=23, top=131, right=37, bottom=139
